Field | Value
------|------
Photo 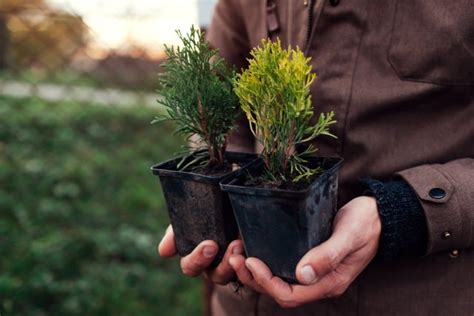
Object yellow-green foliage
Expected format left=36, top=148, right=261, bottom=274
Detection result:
left=234, top=39, right=336, bottom=184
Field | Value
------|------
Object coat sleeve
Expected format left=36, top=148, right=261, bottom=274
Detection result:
left=206, top=0, right=255, bottom=153
left=397, top=158, right=474, bottom=255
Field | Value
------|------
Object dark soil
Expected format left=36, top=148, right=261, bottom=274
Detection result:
left=244, top=169, right=323, bottom=191
left=193, top=161, right=241, bottom=177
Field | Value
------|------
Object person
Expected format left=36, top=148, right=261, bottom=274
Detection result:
left=159, top=0, right=474, bottom=314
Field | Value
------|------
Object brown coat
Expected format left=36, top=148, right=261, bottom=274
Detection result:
left=207, top=0, right=474, bottom=315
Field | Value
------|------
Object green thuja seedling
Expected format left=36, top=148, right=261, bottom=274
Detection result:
left=234, top=39, right=336, bottom=185
left=154, top=26, right=238, bottom=171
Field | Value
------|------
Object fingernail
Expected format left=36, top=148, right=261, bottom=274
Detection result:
left=245, top=260, right=253, bottom=272
left=157, top=237, right=166, bottom=253
left=203, top=246, right=216, bottom=258
left=300, top=265, right=317, bottom=284
left=233, top=245, right=243, bottom=255
left=228, top=256, right=237, bottom=267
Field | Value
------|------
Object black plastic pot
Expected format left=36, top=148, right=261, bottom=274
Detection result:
left=151, top=151, right=258, bottom=267
left=220, top=156, right=343, bottom=283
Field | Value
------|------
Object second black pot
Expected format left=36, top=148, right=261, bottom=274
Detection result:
left=220, top=156, right=343, bottom=283
left=151, top=151, right=257, bottom=267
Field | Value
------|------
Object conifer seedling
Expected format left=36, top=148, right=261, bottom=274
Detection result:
left=154, top=26, right=238, bottom=172
left=150, top=27, right=249, bottom=266
left=223, top=40, right=342, bottom=282
left=234, top=39, right=336, bottom=186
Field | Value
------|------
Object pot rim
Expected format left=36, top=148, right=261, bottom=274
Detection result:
left=151, top=150, right=259, bottom=185
left=220, top=156, right=343, bottom=198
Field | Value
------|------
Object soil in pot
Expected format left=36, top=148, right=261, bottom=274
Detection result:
left=220, top=156, right=343, bottom=283
left=151, top=151, right=257, bottom=267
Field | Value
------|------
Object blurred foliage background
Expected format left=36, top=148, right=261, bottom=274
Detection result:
left=0, top=96, right=203, bottom=315
left=0, top=0, right=217, bottom=315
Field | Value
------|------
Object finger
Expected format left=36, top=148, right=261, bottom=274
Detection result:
left=284, top=272, right=352, bottom=306
left=228, top=254, right=265, bottom=293
left=245, top=257, right=349, bottom=307
left=244, top=257, right=292, bottom=298
left=295, top=246, right=377, bottom=299
left=180, top=240, right=218, bottom=277
left=207, top=240, right=244, bottom=284
left=295, top=232, right=354, bottom=285
left=158, top=225, right=177, bottom=257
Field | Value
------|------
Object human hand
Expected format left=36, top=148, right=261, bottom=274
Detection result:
left=158, top=225, right=244, bottom=285
left=229, top=196, right=381, bottom=308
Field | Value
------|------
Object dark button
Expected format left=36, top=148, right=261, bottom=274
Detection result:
left=330, top=0, right=340, bottom=6
left=429, top=188, right=446, bottom=199
left=442, top=231, right=452, bottom=240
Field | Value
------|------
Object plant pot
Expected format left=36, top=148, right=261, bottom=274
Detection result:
left=151, top=151, right=258, bottom=267
left=220, top=156, right=343, bottom=283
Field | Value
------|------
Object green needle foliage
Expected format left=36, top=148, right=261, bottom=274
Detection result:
left=154, top=26, right=238, bottom=170
left=234, top=39, right=336, bottom=184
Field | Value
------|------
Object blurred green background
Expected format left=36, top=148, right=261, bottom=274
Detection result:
left=0, top=0, right=219, bottom=314
left=0, top=96, right=204, bottom=315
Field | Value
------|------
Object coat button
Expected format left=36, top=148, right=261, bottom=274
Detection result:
left=449, top=249, right=459, bottom=258
left=330, top=0, right=340, bottom=6
left=429, top=188, right=446, bottom=199
left=442, top=231, right=452, bottom=240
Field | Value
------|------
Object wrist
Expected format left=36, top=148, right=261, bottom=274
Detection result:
left=361, top=195, right=382, bottom=241
left=360, top=178, right=428, bottom=259
left=337, top=196, right=381, bottom=245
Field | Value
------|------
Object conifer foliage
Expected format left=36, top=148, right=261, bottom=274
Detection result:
left=234, top=39, right=336, bottom=184
left=155, top=26, right=238, bottom=170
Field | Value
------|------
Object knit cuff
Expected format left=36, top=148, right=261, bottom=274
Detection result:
left=360, top=178, right=428, bottom=259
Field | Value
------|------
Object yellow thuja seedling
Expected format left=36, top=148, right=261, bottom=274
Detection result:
left=234, top=39, right=336, bottom=184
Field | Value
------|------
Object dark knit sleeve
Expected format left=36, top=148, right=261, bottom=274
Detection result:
left=360, top=178, right=428, bottom=259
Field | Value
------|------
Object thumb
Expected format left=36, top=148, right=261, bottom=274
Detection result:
left=295, top=233, right=351, bottom=285
left=158, top=225, right=177, bottom=257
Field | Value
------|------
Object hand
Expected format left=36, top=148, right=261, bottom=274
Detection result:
left=229, top=196, right=381, bottom=308
left=158, top=225, right=244, bottom=285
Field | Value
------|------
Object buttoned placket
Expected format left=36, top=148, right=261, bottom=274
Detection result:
left=304, top=0, right=370, bottom=157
